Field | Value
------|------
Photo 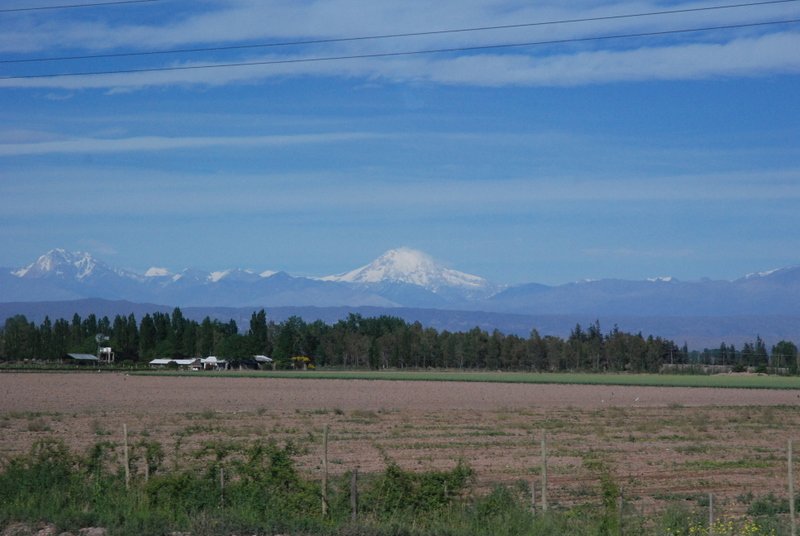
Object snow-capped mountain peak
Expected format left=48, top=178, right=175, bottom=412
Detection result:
left=322, top=247, right=491, bottom=292
left=13, top=249, right=101, bottom=280
left=745, top=268, right=782, bottom=279
left=209, top=270, right=232, bottom=283
left=145, top=267, right=171, bottom=277
left=207, top=268, right=261, bottom=284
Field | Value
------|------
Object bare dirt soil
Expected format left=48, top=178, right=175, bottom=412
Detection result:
left=2, top=372, right=800, bottom=517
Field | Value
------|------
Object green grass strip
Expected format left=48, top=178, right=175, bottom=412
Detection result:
left=127, top=369, right=800, bottom=389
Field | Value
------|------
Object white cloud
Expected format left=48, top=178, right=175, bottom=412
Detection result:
left=0, top=132, right=386, bottom=156
left=1, top=30, right=798, bottom=91
left=1, top=0, right=799, bottom=90
left=3, top=165, right=799, bottom=218
left=3, top=0, right=797, bottom=53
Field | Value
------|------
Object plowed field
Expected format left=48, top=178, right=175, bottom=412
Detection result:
left=2, top=372, right=799, bottom=517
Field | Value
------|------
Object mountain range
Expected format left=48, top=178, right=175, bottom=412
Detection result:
left=2, top=247, right=800, bottom=347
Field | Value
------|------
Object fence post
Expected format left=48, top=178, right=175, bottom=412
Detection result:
left=541, top=431, right=548, bottom=512
left=351, top=468, right=358, bottom=522
left=618, top=492, right=624, bottom=536
left=708, top=493, right=714, bottom=536
left=531, top=480, right=536, bottom=514
left=123, top=423, right=130, bottom=490
left=790, top=439, right=796, bottom=536
left=220, top=466, right=225, bottom=507
left=322, top=424, right=329, bottom=517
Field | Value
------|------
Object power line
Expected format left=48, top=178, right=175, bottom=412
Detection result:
left=0, top=0, right=160, bottom=13
left=2, top=0, right=798, bottom=64
left=2, top=17, right=798, bottom=80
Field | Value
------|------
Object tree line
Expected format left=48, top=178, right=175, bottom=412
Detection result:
left=0, top=309, right=797, bottom=373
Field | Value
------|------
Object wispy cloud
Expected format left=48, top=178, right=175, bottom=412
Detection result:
left=3, top=165, right=799, bottom=218
left=2, top=30, right=798, bottom=91
left=2, top=1, right=799, bottom=90
left=0, top=132, right=386, bottom=156
left=3, top=0, right=798, bottom=52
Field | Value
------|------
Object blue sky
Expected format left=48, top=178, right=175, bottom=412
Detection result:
left=1, top=0, right=799, bottom=285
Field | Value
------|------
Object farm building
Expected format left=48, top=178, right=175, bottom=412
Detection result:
left=200, top=356, right=228, bottom=370
left=98, top=346, right=115, bottom=363
left=254, top=355, right=273, bottom=365
left=147, top=357, right=229, bottom=370
left=226, top=355, right=273, bottom=370
left=64, top=353, right=100, bottom=365
left=148, top=358, right=202, bottom=370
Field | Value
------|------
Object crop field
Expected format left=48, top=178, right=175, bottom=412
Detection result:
left=1, top=371, right=799, bottom=525
left=134, top=369, right=800, bottom=389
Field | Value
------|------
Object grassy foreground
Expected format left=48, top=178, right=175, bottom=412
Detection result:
left=0, top=436, right=787, bottom=536
left=129, top=369, right=800, bottom=389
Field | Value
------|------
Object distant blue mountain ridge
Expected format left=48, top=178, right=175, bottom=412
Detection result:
left=1, top=248, right=799, bottom=348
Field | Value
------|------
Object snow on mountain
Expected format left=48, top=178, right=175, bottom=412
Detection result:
left=322, top=247, right=491, bottom=293
left=168, top=268, right=209, bottom=285
left=742, top=266, right=800, bottom=281
left=209, top=270, right=232, bottom=283
left=745, top=268, right=781, bottom=279
left=208, top=269, right=261, bottom=283
left=144, top=267, right=171, bottom=277
left=12, top=248, right=136, bottom=281
left=5, top=248, right=800, bottom=317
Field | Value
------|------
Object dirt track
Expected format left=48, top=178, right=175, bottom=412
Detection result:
left=2, top=373, right=799, bottom=413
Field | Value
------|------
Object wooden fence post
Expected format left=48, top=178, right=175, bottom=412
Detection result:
left=220, top=466, right=225, bottom=507
left=541, top=431, right=548, bottom=512
left=322, top=424, right=329, bottom=517
left=530, top=480, right=536, bottom=514
left=708, top=493, right=714, bottom=536
left=351, top=468, right=358, bottom=522
left=790, top=439, right=796, bottom=536
left=123, top=423, right=130, bottom=490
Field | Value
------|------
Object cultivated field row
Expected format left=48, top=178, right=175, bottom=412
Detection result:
left=1, top=372, right=799, bottom=521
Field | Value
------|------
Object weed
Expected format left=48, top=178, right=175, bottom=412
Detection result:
left=349, top=409, right=380, bottom=422
left=90, top=419, right=111, bottom=436
left=674, top=444, right=711, bottom=454
left=26, top=418, right=51, bottom=432
left=0, top=436, right=792, bottom=536
left=682, top=459, right=773, bottom=470
left=198, top=409, right=217, bottom=420
left=747, top=492, right=793, bottom=516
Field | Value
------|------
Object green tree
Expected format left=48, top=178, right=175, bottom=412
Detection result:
left=171, top=308, right=185, bottom=357
left=248, top=309, right=268, bottom=355
left=274, top=316, right=305, bottom=365
left=1, top=315, right=34, bottom=360
left=199, top=317, right=214, bottom=357
left=139, top=314, right=157, bottom=359
left=39, top=316, right=54, bottom=359
left=773, top=340, right=799, bottom=373
left=69, top=313, right=83, bottom=350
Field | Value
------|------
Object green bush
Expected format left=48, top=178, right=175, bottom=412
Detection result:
left=1, top=436, right=794, bottom=536
left=361, top=460, right=472, bottom=516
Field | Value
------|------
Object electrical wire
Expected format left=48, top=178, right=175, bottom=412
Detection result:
left=2, top=17, right=797, bottom=80
left=0, top=0, right=160, bottom=13
left=2, top=0, right=798, bottom=64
